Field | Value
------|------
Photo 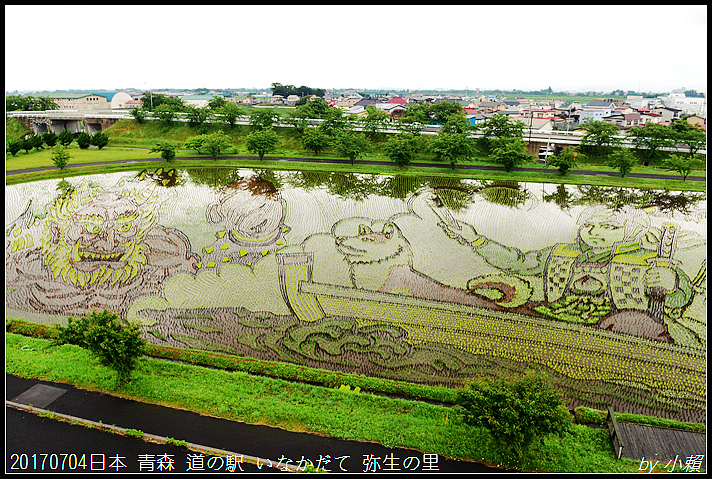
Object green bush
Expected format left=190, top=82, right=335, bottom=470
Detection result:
left=455, top=371, right=572, bottom=459
left=574, top=406, right=606, bottom=425
left=53, top=309, right=147, bottom=384
left=150, top=141, right=177, bottom=162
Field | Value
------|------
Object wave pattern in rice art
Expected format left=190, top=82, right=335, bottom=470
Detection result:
left=5, top=170, right=706, bottom=423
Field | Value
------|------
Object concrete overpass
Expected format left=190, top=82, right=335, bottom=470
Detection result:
left=10, top=110, right=132, bottom=135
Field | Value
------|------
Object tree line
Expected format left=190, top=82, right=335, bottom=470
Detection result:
left=128, top=96, right=706, bottom=180
left=270, top=82, right=325, bottom=98
left=6, top=95, right=60, bottom=112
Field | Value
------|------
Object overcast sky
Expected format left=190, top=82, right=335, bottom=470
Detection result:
left=5, top=5, right=707, bottom=94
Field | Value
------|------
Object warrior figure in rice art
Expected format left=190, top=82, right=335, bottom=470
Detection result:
left=5, top=174, right=199, bottom=317
left=438, top=204, right=705, bottom=345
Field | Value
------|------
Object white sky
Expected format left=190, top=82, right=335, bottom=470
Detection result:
left=5, top=5, right=707, bottom=94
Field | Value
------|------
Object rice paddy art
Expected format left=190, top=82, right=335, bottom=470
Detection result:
left=5, top=168, right=707, bottom=422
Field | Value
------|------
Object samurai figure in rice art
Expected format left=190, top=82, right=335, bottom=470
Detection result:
left=438, top=203, right=706, bottom=346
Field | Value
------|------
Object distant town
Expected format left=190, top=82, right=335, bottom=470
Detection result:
left=5, top=85, right=707, bottom=133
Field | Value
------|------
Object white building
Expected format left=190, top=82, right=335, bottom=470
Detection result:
left=661, top=92, right=706, bottom=116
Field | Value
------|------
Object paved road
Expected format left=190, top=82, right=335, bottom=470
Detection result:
left=5, top=154, right=706, bottom=182
left=6, top=374, right=511, bottom=473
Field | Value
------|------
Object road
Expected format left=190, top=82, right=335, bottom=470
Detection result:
left=6, top=374, right=511, bottom=473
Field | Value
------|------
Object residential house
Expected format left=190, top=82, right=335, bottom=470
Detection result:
left=353, top=98, right=382, bottom=108
left=602, top=112, right=642, bottom=129
left=578, top=101, right=616, bottom=124
left=650, top=106, right=683, bottom=123
left=270, top=94, right=285, bottom=105
left=286, top=95, right=301, bottom=106
left=685, top=114, right=706, bottom=128
left=640, top=112, right=662, bottom=125
left=614, top=106, right=635, bottom=114
left=125, top=99, right=142, bottom=109
left=344, top=93, right=364, bottom=107
left=555, top=101, right=581, bottom=122
left=475, top=100, right=505, bottom=112
left=387, top=96, right=408, bottom=105
left=371, top=103, right=406, bottom=116
left=526, top=109, right=558, bottom=119
left=344, top=106, right=368, bottom=117
left=466, top=113, right=486, bottom=126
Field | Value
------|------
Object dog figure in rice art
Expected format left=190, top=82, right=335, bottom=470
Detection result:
left=335, top=219, right=501, bottom=309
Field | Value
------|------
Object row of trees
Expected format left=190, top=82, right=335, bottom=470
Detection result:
left=125, top=95, right=703, bottom=179
left=7, top=129, right=108, bottom=156
left=270, top=82, right=325, bottom=98
left=570, top=119, right=705, bottom=180
left=6, top=95, right=59, bottom=112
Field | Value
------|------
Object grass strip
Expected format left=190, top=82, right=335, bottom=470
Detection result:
left=7, top=331, right=652, bottom=472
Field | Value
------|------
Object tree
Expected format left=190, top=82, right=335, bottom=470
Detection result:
left=76, top=132, right=92, bottom=149
left=53, top=309, right=147, bottom=385
left=249, top=109, right=279, bottom=131
left=490, top=137, right=534, bottom=172
left=301, top=128, right=330, bottom=156
left=29, top=133, right=45, bottom=151
left=383, top=133, right=419, bottom=167
left=207, top=96, right=227, bottom=110
left=91, top=131, right=109, bottom=149
left=296, top=97, right=331, bottom=118
left=57, top=129, right=74, bottom=147
left=50, top=144, right=70, bottom=169
left=21, top=136, right=34, bottom=153
left=331, top=131, right=370, bottom=165
left=153, top=104, right=178, bottom=125
left=627, top=123, right=676, bottom=165
left=140, top=91, right=184, bottom=111
left=183, top=136, right=206, bottom=155
left=218, top=102, right=243, bottom=129
left=429, top=101, right=465, bottom=124
left=476, top=113, right=527, bottom=155
left=318, top=108, right=351, bottom=137
left=245, top=128, right=280, bottom=160
left=8, top=139, right=23, bottom=156
left=441, top=112, right=472, bottom=134
left=202, top=130, right=231, bottom=160
left=607, top=148, right=636, bottom=178
left=150, top=141, right=177, bottom=162
left=42, top=130, right=58, bottom=147
left=455, top=371, right=572, bottom=459
left=664, top=154, right=698, bottom=181
left=546, top=146, right=579, bottom=175
left=478, top=113, right=527, bottom=140
left=670, top=120, right=706, bottom=158
left=361, top=106, right=390, bottom=140
left=130, top=107, right=149, bottom=124
left=579, top=120, right=622, bottom=160
left=429, top=131, right=475, bottom=169
left=185, top=105, right=211, bottom=129
left=5, top=95, right=59, bottom=112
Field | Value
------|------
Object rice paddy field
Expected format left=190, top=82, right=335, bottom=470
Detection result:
left=5, top=167, right=707, bottom=424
